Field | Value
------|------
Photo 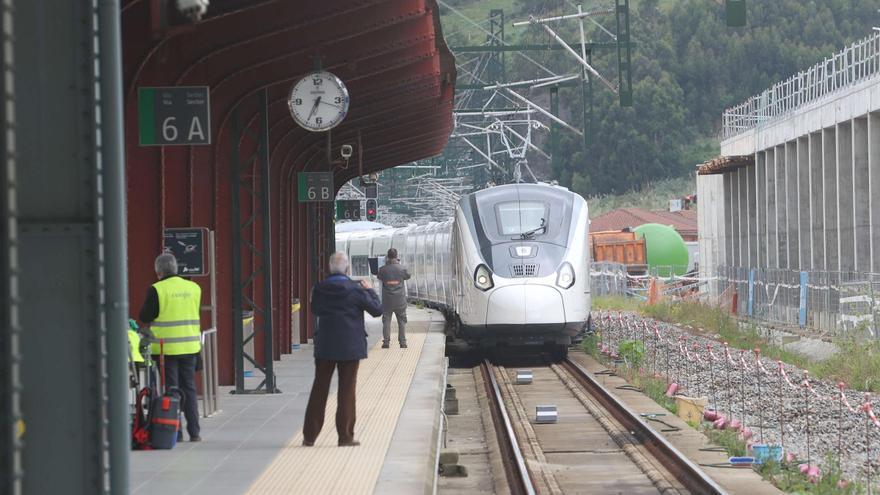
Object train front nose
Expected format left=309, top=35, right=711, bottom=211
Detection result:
left=485, top=284, right=564, bottom=325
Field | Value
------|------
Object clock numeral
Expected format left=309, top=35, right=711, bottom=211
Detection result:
left=334, top=96, right=343, bottom=104
left=313, top=78, right=323, bottom=86
left=294, top=98, right=302, bottom=105
left=315, top=117, right=323, bottom=125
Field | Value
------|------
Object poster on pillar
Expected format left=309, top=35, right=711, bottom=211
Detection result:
left=163, top=228, right=210, bottom=276
left=138, top=86, right=211, bottom=146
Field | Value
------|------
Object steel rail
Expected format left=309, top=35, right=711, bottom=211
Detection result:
left=561, top=358, right=728, bottom=495
left=480, top=361, right=537, bottom=495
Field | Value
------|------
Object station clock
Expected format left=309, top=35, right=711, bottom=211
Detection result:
left=288, top=71, right=350, bottom=132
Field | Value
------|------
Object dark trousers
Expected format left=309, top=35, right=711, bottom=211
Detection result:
left=158, top=353, right=200, bottom=438
left=303, top=359, right=359, bottom=444
left=382, top=307, right=407, bottom=344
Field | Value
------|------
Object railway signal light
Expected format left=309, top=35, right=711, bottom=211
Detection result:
left=365, top=199, right=377, bottom=221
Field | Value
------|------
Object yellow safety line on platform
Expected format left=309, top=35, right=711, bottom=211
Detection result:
left=245, top=318, right=430, bottom=495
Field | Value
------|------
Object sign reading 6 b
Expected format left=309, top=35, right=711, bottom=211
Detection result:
left=297, top=172, right=334, bottom=203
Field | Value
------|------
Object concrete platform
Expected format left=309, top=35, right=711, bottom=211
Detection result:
left=130, top=307, right=446, bottom=495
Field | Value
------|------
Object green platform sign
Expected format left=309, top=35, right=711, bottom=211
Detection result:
left=336, top=200, right=361, bottom=221
left=138, top=86, right=211, bottom=146
left=297, top=172, right=334, bottom=202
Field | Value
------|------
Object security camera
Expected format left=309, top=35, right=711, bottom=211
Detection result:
left=177, top=0, right=209, bottom=22
left=340, top=145, right=353, bottom=160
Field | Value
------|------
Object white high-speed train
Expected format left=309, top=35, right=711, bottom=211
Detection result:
left=336, top=183, right=591, bottom=359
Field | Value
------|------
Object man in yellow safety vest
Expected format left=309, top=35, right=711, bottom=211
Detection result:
left=138, top=253, right=202, bottom=442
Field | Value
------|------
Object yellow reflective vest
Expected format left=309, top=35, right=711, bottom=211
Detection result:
left=150, top=276, right=202, bottom=356
left=128, top=329, right=144, bottom=363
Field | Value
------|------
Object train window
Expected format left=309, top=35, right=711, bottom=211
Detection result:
left=350, top=255, right=370, bottom=277
left=497, top=201, right=547, bottom=236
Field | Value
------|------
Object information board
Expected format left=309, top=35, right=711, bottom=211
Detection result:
left=336, top=200, right=362, bottom=221
left=297, top=172, right=334, bottom=202
left=138, top=86, right=211, bottom=146
left=163, top=228, right=209, bottom=276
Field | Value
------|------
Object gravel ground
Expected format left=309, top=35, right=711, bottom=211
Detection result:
left=593, top=311, right=880, bottom=484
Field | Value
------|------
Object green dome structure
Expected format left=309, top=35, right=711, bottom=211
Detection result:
left=633, top=223, right=689, bottom=277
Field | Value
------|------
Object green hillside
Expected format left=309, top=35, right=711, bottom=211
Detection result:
left=439, top=0, right=877, bottom=196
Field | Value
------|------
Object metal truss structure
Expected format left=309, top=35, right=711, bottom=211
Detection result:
left=403, top=1, right=633, bottom=194
left=337, top=2, right=635, bottom=225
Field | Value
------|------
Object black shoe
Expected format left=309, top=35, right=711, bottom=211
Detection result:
left=400, top=342, right=407, bottom=348
left=190, top=436, right=202, bottom=442
left=338, top=440, right=361, bottom=447
left=302, top=440, right=315, bottom=447
left=381, top=342, right=390, bottom=349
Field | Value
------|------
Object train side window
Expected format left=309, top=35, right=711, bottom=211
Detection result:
left=350, top=255, right=370, bottom=277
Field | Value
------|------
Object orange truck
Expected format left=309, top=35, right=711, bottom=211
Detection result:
left=589, top=230, right=647, bottom=272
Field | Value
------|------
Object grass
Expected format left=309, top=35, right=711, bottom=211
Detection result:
left=759, top=455, right=863, bottom=494
left=582, top=336, right=678, bottom=413
left=587, top=175, right=697, bottom=219
left=581, top=333, right=600, bottom=359
left=592, top=295, right=645, bottom=312
left=632, top=373, right=678, bottom=414
left=593, top=296, right=880, bottom=393
left=703, top=427, right=747, bottom=457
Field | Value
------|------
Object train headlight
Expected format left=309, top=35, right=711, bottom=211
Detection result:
left=556, top=262, right=575, bottom=289
left=474, top=264, right=494, bottom=291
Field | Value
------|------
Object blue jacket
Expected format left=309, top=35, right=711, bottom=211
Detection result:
left=311, top=274, right=382, bottom=361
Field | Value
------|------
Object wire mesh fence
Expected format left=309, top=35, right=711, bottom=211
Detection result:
left=592, top=261, right=880, bottom=339
left=710, top=266, right=880, bottom=339
left=590, top=262, right=629, bottom=297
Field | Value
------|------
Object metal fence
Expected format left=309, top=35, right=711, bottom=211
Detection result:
left=711, top=266, right=880, bottom=339
left=722, top=31, right=880, bottom=139
left=591, top=263, right=701, bottom=299
left=590, top=262, right=629, bottom=297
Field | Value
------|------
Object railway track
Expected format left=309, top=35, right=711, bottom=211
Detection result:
left=479, top=357, right=727, bottom=495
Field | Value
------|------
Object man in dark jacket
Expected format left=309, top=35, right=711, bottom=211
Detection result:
left=376, top=248, right=411, bottom=348
left=302, top=252, right=382, bottom=447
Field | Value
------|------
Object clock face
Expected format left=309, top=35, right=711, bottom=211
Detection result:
left=288, top=71, right=350, bottom=132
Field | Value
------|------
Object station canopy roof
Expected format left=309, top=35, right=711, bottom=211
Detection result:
left=123, top=0, right=456, bottom=179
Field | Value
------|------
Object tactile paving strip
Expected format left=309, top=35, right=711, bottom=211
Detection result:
left=245, top=322, right=429, bottom=495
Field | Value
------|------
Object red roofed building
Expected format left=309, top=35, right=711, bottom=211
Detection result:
left=591, top=208, right=698, bottom=241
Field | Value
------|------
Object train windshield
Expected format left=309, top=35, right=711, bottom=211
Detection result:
left=497, top=201, right=547, bottom=236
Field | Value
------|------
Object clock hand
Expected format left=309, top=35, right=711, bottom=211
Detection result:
left=319, top=100, right=342, bottom=109
left=307, top=96, right=321, bottom=121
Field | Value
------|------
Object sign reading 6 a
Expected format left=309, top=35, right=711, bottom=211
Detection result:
left=297, top=172, right=334, bottom=203
left=138, top=86, right=211, bottom=146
